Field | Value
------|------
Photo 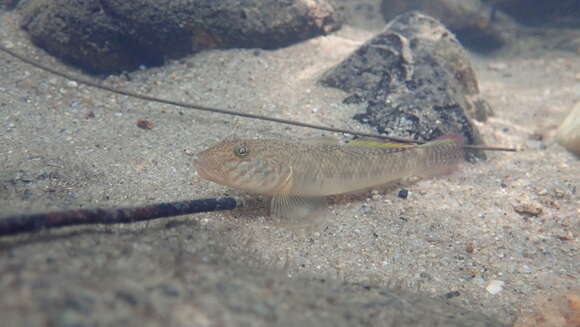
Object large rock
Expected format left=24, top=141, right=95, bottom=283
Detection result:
left=21, top=0, right=342, bottom=73
left=488, top=0, right=580, bottom=28
left=321, top=11, right=491, bottom=160
left=1, top=0, right=20, bottom=9
left=380, top=0, right=518, bottom=51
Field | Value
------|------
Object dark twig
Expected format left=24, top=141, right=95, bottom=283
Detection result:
left=0, top=197, right=237, bottom=237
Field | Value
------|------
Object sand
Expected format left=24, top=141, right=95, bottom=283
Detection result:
left=1, top=2, right=578, bottom=325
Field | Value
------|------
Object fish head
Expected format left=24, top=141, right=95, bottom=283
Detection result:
left=194, top=138, right=293, bottom=194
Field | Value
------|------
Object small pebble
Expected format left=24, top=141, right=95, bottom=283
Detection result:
left=520, top=265, right=532, bottom=274
left=514, top=202, right=543, bottom=217
left=398, top=188, right=408, bottom=199
left=419, top=272, right=432, bottom=280
left=488, top=62, right=508, bottom=71
left=553, top=188, right=566, bottom=199
left=445, top=291, right=461, bottom=299
left=136, top=118, right=154, bottom=130
left=66, top=80, right=78, bottom=88
left=486, top=280, right=505, bottom=295
left=466, top=242, right=476, bottom=254
left=342, top=94, right=363, bottom=104
left=557, top=231, right=575, bottom=241
left=525, top=139, right=545, bottom=150
left=557, top=101, right=580, bottom=155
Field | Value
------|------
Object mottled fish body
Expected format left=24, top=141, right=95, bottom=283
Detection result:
left=195, top=136, right=464, bottom=220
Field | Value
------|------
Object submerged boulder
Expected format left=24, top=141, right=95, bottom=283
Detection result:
left=321, top=11, right=492, bottom=160
left=380, top=0, right=517, bottom=52
left=22, top=0, right=342, bottom=74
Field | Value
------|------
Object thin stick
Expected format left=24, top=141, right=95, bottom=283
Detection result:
left=0, top=45, right=517, bottom=151
left=0, top=197, right=237, bottom=237
left=0, top=45, right=417, bottom=144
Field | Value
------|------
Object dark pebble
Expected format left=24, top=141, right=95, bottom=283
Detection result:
left=444, top=291, right=461, bottom=299
left=115, top=290, right=139, bottom=306
left=398, top=189, right=408, bottom=199
left=342, top=93, right=364, bottom=104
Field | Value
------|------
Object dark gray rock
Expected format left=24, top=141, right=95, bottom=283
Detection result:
left=380, top=0, right=518, bottom=52
left=21, top=0, right=342, bottom=73
left=321, top=11, right=492, bottom=160
left=487, top=0, right=580, bottom=28
left=1, top=0, right=20, bottom=9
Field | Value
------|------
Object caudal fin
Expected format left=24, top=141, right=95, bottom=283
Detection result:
left=416, top=134, right=465, bottom=177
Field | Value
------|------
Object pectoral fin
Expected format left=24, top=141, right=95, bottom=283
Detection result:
left=270, top=194, right=327, bottom=221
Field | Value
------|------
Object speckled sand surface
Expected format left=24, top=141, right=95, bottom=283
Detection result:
left=0, top=3, right=578, bottom=326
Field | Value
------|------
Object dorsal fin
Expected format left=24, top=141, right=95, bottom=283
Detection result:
left=347, top=139, right=417, bottom=149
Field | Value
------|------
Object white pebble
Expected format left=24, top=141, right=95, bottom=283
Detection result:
left=66, top=80, right=78, bottom=88
left=557, top=101, right=580, bottom=155
left=488, top=62, right=508, bottom=71
left=520, top=265, right=532, bottom=274
left=486, top=280, right=505, bottom=295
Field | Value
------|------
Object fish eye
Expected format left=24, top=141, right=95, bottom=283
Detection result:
left=234, top=144, right=249, bottom=158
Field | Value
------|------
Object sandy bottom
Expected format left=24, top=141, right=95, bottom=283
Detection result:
left=1, top=4, right=578, bottom=326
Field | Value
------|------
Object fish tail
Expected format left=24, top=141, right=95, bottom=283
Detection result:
left=416, top=134, right=464, bottom=177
